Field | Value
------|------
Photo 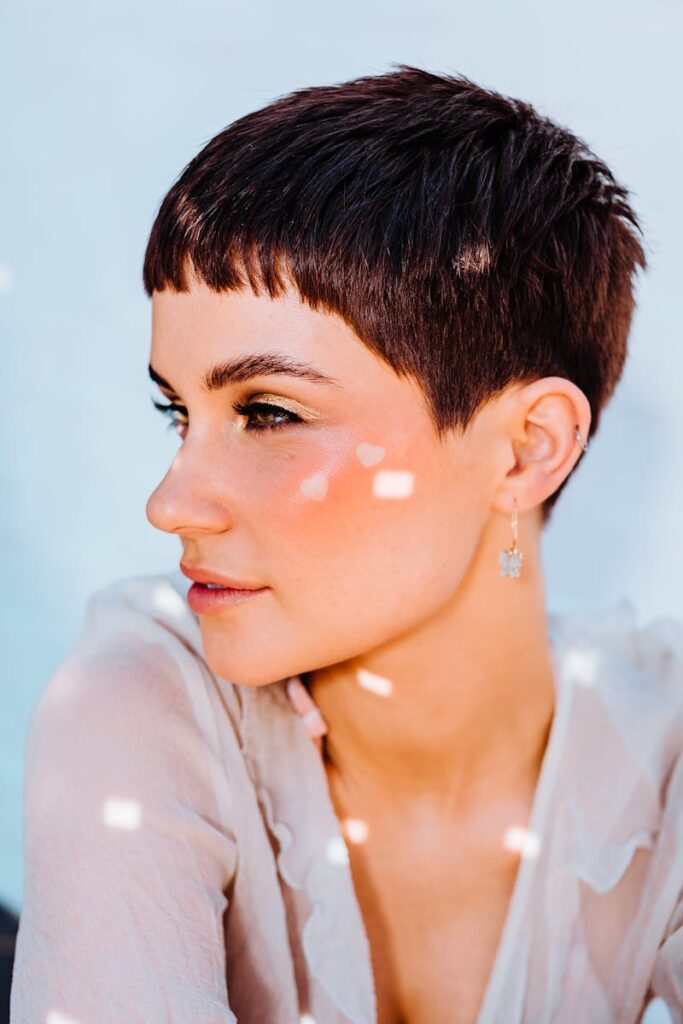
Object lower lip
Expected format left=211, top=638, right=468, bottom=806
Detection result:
left=187, top=582, right=269, bottom=616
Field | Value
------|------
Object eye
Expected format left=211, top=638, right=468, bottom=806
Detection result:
left=152, top=399, right=189, bottom=438
left=151, top=398, right=303, bottom=436
left=232, top=400, right=304, bottom=432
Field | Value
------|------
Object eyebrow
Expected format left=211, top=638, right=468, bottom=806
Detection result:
left=148, top=352, right=343, bottom=396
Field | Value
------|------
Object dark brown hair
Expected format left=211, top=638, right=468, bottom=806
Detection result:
left=142, top=64, right=647, bottom=525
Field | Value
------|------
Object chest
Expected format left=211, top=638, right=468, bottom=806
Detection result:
left=327, top=776, right=533, bottom=1024
left=351, top=840, right=522, bottom=1024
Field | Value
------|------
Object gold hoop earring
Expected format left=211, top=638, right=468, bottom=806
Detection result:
left=499, top=498, right=523, bottom=579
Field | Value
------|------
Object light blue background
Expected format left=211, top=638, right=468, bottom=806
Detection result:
left=1, top=0, right=681, bottom=914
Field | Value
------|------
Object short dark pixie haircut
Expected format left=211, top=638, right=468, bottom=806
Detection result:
left=143, top=64, right=647, bottom=526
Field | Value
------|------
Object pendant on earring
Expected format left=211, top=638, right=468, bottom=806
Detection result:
left=499, top=546, right=523, bottom=578
left=499, top=502, right=523, bottom=578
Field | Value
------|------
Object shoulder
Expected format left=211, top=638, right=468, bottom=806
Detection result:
left=26, top=571, right=242, bottom=811
left=547, top=600, right=683, bottom=911
left=554, top=597, right=683, bottom=717
left=555, top=597, right=683, bottom=803
left=35, top=568, right=238, bottom=713
left=13, top=574, right=240, bottom=1024
left=68, top=568, right=204, bottom=658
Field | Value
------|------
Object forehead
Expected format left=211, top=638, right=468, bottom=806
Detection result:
left=149, top=281, right=431, bottom=416
left=152, top=281, right=365, bottom=375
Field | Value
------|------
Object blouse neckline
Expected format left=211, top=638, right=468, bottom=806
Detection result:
left=235, top=599, right=665, bottom=1024
left=154, top=569, right=671, bottom=1024
left=234, top=614, right=579, bottom=1024
left=474, top=612, right=574, bottom=1022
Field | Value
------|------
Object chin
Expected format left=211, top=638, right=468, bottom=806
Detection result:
left=198, top=633, right=289, bottom=688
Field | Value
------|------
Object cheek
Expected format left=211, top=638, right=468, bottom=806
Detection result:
left=269, top=440, right=384, bottom=547
left=266, top=432, right=462, bottom=577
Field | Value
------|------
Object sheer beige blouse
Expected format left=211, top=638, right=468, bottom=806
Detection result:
left=9, top=570, right=683, bottom=1023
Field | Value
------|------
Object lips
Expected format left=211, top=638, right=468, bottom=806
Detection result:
left=185, top=580, right=269, bottom=615
left=179, top=563, right=267, bottom=590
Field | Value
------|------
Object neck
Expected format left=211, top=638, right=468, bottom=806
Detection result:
left=304, top=523, right=557, bottom=818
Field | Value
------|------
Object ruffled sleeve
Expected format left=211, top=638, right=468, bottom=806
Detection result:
left=10, top=595, right=239, bottom=1023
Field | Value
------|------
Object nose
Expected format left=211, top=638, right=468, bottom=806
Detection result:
left=145, top=443, right=233, bottom=536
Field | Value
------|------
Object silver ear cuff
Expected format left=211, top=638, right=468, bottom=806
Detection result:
left=575, top=427, right=588, bottom=453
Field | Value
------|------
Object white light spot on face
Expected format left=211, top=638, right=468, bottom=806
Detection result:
left=357, top=668, right=393, bottom=697
left=343, top=817, right=369, bottom=844
left=563, top=646, right=600, bottom=688
left=0, top=262, right=15, bottom=295
left=300, top=1015, right=317, bottom=1024
left=300, top=471, right=328, bottom=500
left=503, top=825, right=541, bottom=858
left=373, top=470, right=414, bottom=499
left=325, top=835, right=350, bottom=865
left=103, top=798, right=142, bottom=830
left=641, top=997, right=673, bottom=1024
left=356, top=442, right=386, bottom=467
left=47, top=1013, right=83, bottom=1024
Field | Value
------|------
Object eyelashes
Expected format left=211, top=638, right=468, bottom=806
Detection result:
left=151, top=400, right=189, bottom=436
left=151, top=398, right=304, bottom=437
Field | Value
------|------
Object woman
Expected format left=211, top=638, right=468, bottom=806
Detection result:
left=10, top=65, right=682, bottom=1023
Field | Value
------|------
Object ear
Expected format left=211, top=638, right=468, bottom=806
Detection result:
left=492, top=376, right=592, bottom=516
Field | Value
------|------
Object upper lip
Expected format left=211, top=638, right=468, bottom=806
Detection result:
left=180, top=563, right=268, bottom=590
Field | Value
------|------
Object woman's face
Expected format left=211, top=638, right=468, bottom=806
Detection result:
left=146, top=273, right=496, bottom=686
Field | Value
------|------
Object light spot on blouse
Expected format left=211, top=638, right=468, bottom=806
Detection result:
left=325, top=835, right=350, bottom=865
left=503, top=825, right=541, bottom=859
left=102, top=798, right=142, bottom=830
left=150, top=587, right=187, bottom=619
left=563, top=646, right=601, bottom=688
